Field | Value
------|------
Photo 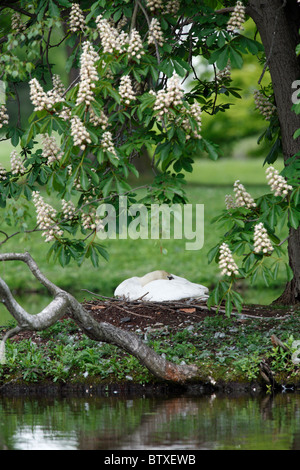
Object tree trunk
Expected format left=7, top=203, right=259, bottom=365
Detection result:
left=247, top=0, right=300, bottom=304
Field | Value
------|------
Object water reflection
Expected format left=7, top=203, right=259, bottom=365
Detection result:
left=0, top=393, right=300, bottom=450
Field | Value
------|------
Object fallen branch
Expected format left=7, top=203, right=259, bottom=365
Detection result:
left=0, top=252, right=199, bottom=383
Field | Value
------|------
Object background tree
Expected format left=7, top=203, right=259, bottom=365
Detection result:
left=0, top=0, right=299, bottom=378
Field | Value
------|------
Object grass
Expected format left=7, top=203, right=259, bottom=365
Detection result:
left=0, top=137, right=289, bottom=324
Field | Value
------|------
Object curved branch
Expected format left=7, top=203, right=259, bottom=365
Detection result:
left=0, top=252, right=200, bottom=383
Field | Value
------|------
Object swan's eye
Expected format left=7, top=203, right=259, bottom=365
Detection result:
left=167, top=275, right=174, bottom=280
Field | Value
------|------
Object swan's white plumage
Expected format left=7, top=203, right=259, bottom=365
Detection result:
left=114, top=270, right=209, bottom=302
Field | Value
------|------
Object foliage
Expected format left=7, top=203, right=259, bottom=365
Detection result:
left=0, top=0, right=298, bottom=318
left=207, top=158, right=299, bottom=315
left=1, top=311, right=299, bottom=385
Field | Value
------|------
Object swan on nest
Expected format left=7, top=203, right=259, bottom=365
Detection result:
left=114, top=270, right=209, bottom=302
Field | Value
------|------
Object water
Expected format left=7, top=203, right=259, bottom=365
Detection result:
left=0, top=392, right=300, bottom=450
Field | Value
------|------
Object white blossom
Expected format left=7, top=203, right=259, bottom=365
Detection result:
left=0, top=164, right=7, bottom=181
left=89, top=107, right=108, bottom=129
left=76, top=41, right=99, bottom=106
left=253, top=223, right=273, bottom=254
left=153, top=73, right=183, bottom=116
left=29, top=76, right=64, bottom=111
left=69, top=3, right=85, bottom=33
left=253, top=90, right=276, bottom=121
left=128, top=29, right=144, bottom=60
left=41, top=134, right=62, bottom=165
left=265, top=166, right=293, bottom=197
left=225, top=194, right=237, bottom=211
left=183, top=102, right=202, bottom=139
left=146, top=0, right=163, bottom=10
left=96, top=15, right=124, bottom=54
left=0, top=105, right=9, bottom=128
left=216, top=63, right=231, bottom=83
left=32, top=191, right=63, bottom=242
left=148, top=18, right=164, bottom=47
left=233, top=180, right=256, bottom=208
left=101, top=131, right=117, bottom=157
left=163, top=0, right=180, bottom=15
left=10, top=150, right=26, bottom=175
left=29, top=78, right=51, bottom=111
left=119, top=75, right=135, bottom=104
left=11, top=12, right=26, bottom=33
left=81, top=197, right=103, bottom=231
left=218, top=242, right=239, bottom=277
left=60, top=106, right=71, bottom=121
left=49, top=74, right=66, bottom=102
left=71, top=115, right=92, bottom=150
left=62, top=199, right=76, bottom=220
left=227, top=1, right=246, bottom=32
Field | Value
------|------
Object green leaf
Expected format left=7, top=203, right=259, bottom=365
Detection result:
left=202, top=138, right=219, bottom=161
left=228, top=46, right=243, bottom=69
left=225, top=294, right=233, bottom=317
left=80, top=167, right=90, bottom=191
left=207, top=244, right=220, bottom=264
left=286, top=263, right=294, bottom=282
left=289, top=208, right=300, bottom=230
left=48, top=0, right=60, bottom=18
left=293, top=128, right=300, bottom=139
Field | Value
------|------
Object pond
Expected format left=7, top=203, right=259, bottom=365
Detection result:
left=0, top=391, right=300, bottom=450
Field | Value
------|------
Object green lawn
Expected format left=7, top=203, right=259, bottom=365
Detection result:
left=0, top=139, right=288, bottom=324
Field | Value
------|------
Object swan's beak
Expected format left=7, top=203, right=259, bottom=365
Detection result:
left=167, top=275, right=174, bottom=280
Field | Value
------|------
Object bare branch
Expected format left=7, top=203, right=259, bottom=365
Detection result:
left=0, top=252, right=200, bottom=382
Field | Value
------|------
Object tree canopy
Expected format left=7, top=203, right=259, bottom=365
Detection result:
left=0, top=0, right=299, bottom=316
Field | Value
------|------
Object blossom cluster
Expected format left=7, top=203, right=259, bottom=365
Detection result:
left=29, top=76, right=64, bottom=111
left=265, top=166, right=293, bottom=197
left=219, top=243, right=239, bottom=277
left=11, top=12, right=26, bottom=33
left=216, top=63, right=231, bottom=83
left=71, top=116, right=92, bottom=150
left=32, top=191, right=63, bottom=242
left=69, top=3, right=85, bottom=33
left=76, top=41, right=99, bottom=106
left=101, top=131, right=117, bottom=156
left=89, top=107, right=108, bottom=129
left=119, top=75, right=135, bottom=105
left=96, top=15, right=124, bottom=54
left=253, top=223, right=273, bottom=254
left=153, top=73, right=183, bottom=116
left=41, top=134, right=62, bottom=165
left=62, top=199, right=76, bottom=221
left=253, top=90, right=276, bottom=121
left=10, top=150, right=26, bottom=175
left=146, top=0, right=180, bottom=14
left=81, top=197, right=103, bottom=231
left=227, top=1, right=246, bottom=32
left=225, top=194, right=237, bottom=211
left=146, top=0, right=163, bottom=9
left=148, top=18, right=164, bottom=47
left=233, top=180, right=256, bottom=209
left=0, top=105, right=9, bottom=128
left=50, top=75, right=66, bottom=101
left=128, top=29, right=145, bottom=60
left=183, top=102, right=202, bottom=139
left=0, top=164, right=7, bottom=181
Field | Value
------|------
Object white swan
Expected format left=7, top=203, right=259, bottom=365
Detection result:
left=114, top=270, right=209, bottom=302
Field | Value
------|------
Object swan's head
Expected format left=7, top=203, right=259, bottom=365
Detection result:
left=139, top=270, right=173, bottom=286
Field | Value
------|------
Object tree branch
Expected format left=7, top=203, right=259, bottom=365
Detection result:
left=0, top=252, right=200, bottom=382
